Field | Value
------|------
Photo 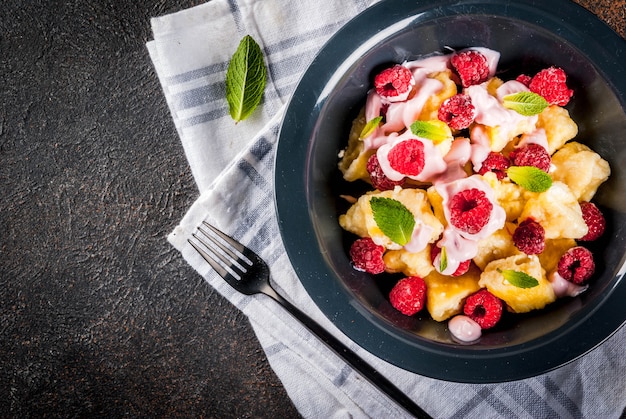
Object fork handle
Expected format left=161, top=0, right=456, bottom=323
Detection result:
left=261, top=285, right=432, bottom=419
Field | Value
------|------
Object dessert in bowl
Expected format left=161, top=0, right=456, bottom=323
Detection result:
left=274, top=0, right=626, bottom=382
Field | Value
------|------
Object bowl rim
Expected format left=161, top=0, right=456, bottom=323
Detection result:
left=274, top=0, right=626, bottom=382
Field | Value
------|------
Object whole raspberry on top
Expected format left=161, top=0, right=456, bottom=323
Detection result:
left=516, top=74, right=532, bottom=86
left=450, top=50, right=490, bottom=87
left=509, top=143, right=551, bottom=173
left=449, top=188, right=493, bottom=235
left=463, top=288, right=503, bottom=329
left=349, top=237, right=386, bottom=274
left=430, top=245, right=471, bottom=276
left=513, top=218, right=546, bottom=255
left=438, top=94, right=476, bottom=130
left=366, top=154, right=404, bottom=191
left=389, top=276, right=427, bottom=316
left=557, top=246, right=595, bottom=284
left=374, top=65, right=414, bottom=101
left=579, top=201, right=606, bottom=241
left=478, top=152, right=510, bottom=180
left=387, top=139, right=425, bottom=176
left=529, top=66, right=573, bottom=106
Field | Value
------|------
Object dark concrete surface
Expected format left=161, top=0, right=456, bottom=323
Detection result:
left=0, top=1, right=299, bottom=417
left=0, top=0, right=623, bottom=418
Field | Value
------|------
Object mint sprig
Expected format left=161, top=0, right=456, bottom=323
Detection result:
left=502, top=92, right=549, bottom=116
left=507, top=166, right=552, bottom=192
left=410, top=120, right=451, bottom=144
left=360, top=116, right=383, bottom=139
left=439, top=246, right=448, bottom=273
left=498, top=269, right=539, bottom=288
left=370, top=197, right=415, bottom=246
left=226, top=35, right=267, bottom=123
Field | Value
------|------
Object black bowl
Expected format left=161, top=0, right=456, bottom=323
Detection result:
left=274, top=0, right=626, bottom=382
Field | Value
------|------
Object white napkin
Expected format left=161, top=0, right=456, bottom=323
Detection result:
left=148, top=0, right=626, bottom=417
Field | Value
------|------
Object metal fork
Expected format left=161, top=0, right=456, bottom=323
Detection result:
left=188, top=221, right=432, bottom=419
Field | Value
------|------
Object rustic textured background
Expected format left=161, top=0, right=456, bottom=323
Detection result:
left=0, top=1, right=298, bottom=416
left=0, top=0, right=623, bottom=417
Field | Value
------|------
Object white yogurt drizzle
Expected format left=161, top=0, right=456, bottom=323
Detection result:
left=404, top=218, right=435, bottom=253
left=448, top=315, right=482, bottom=342
left=517, top=127, right=549, bottom=150
left=466, top=81, right=538, bottom=148
left=549, top=271, right=589, bottom=298
left=438, top=137, right=472, bottom=183
left=376, top=130, right=448, bottom=182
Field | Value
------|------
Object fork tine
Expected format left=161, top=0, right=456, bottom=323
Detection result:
left=190, top=227, right=248, bottom=281
left=202, top=221, right=246, bottom=254
left=188, top=237, right=232, bottom=279
left=202, top=221, right=261, bottom=265
left=197, top=224, right=249, bottom=269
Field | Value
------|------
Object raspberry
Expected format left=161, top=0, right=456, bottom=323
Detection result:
left=513, top=218, right=546, bottom=254
left=450, top=50, right=490, bottom=87
left=557, top=246, right=595, bottom=284
left=374, top=65, right=414, bottom=100
left=389, top=276, right=427, bottom=316
left=437, top=94, right=476, bottom=130
left=579, top=201, right=606, bottom=241
left=349, top=237, right=386, bottom=274
left=529, top=67, right=574, bottom=106
left=463, top=289, right=503, bottom=329
left=366, top=154, right=404, bottom=191
left=516, top=74, right=532, bottom=86
left=387, top=139, right=425, bottom=176
left=430, top=245, right=471, bottom=276
left=509, top=143, right=551, bottom=172
left=380, top=103, right=390, bottom=120
left=478, top=152, right=510, bottom=180
left=449, top=188, right=493, bottom=235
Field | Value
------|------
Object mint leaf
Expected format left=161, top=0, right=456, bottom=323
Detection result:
left=410, top=120, right=451, bottom=144
left=226, top=35, right=267, bottom=122
left=439, top=246, right=448, bottom=272
left=507, top=166, right=552, bottom=192
left=498, top=269, right=539, bottom=288
left=370, top=197, right=415, bottom=246
left=360, top=116, right=383, bottom=139
left=502, top=92, right=549, bottom=116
